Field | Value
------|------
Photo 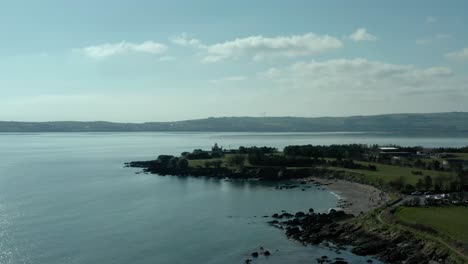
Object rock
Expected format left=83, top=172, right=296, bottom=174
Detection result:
left=295, top=211, right=306, bottom=217
left=244, top=259, right=252, bottom=264
left=309, top=208, right=315, bottom=213
left=264, top=250, right=271, bottom=256
left=251, top=252, right=259, bottom=258
left=332, top=261, right=348, bottom=264
left=280, top=212, right=293, bottom=218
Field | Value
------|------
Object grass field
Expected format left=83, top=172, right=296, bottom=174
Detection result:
left=187, top=154, right=457, bottom=187
left=448, top=153, right=468, bottom=161
left=395, top=206, right=468, bottom=244
left=328, top=160, right=456, bottom=186
left=187, top=154, right=251, bottom=168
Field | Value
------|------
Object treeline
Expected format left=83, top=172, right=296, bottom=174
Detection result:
left=246, top=151, right=376, bottom=171
left=247, top=152, right=319, bottom=167
left=238, top=146, right=277, bottom=154
left=154, top=155, right=189, bottom=169
left=432, top=146, right=468, bottom=153
left=389, top=173, right=466, bottom=193
left=283, top=144, right=367, bottom=159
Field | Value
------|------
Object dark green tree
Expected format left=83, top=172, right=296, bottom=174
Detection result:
left=227, top=154, right=246, bottom=167
left=424, top=175, right=433, bottom=190
left=415, top=178, right=424, bottom=190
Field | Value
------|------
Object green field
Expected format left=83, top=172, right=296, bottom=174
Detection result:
left=187, top=154, right=251, bottom=168
left=187, top=154, right=457, bottom=187
left=328, top=160, right=456, bottom=186
left=449, top=153, right=468, bottom=161
left=395, top=207, right=468, bottom=244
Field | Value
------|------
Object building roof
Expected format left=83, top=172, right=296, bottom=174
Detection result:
left=379, top=147, right=399, bottom=150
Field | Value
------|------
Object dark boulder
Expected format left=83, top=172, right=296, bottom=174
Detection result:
left=295, top=211, right=306, bottom=217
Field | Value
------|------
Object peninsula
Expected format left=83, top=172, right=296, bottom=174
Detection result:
left=127, top=143, right=468, bottom=264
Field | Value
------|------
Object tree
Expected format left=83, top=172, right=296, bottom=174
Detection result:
left=390, top=176, right=406, bottom=191
left=212, top=160, right=223, bottom=168
left=415, top=178, right=424, bottom=190
left=456, top=169, right=466, bottom=200
left=414, top=159, right=425, bottom=168
left=424, top=175, right=433, bottom=190
left=227, top=154, right=246, bottom=167
left=168, top=157, right=179, bottom=168
left=404, top=184, right=415, bottom=193
left=177, top=158, right=189, bottom=169
left=434, top=175, right=445, bottom=192
left=157, top=155, right=175, bottom=165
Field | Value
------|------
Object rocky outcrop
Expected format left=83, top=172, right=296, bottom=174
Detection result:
left=269, top=209, right=460, bottom=264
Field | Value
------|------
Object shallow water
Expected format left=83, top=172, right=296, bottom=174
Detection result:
left=0, top=132, right=465, bottom=263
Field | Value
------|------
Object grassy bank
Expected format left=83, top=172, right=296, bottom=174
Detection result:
left=394, top=206, right=468, bottom=244
left=328, top=160, right=456, bottom=186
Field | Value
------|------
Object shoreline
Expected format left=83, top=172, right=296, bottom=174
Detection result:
left=305, top=177, right=389, bottom=216
left=126, top=156, right=465, bottom=263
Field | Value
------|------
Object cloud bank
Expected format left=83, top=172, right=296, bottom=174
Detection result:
left=258, top=58, right=461, bottom=96
left=203, top=33, right=343, bottom=62
left=446, top=47, right=468, bottom=61
left=349, top=28, right=377, bottom=42
left=81, top=41, right=167, bottom=58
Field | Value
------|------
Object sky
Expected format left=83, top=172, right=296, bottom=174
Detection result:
left=1, top=0, right=468, bottom=122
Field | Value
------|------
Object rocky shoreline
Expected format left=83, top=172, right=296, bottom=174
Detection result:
left=126, top=159, right=462, bottom=264
left=265, top=208, right=458, bottom=264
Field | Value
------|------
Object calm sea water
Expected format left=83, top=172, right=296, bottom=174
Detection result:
left=0, top=132, right=466, bottom=264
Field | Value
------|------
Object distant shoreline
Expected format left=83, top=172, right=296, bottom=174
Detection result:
left=1, top=112, right=468, bottom=133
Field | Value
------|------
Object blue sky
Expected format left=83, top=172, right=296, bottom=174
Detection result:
left=1, top=0, right=468, bottom=122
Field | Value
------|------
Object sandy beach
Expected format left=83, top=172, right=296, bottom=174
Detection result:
left=307, top=177, right=389, bottom=216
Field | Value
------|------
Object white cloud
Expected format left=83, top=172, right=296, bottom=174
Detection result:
left=257, top=67, right=282, bottom=79
left=170, top=33, right=204, bottom=48
left=446, top=47, right=468, bottom=61
left=349, top=28, right=377, bottom=42
left=416, top=33, right=451, bottom=45
left=200, top=33, right=343, bottom=62
left=435, top=33, right=451, bottom=39
left=209, top=75, right=247, bottom=84
left=257, top=58, right=460, bottom=96
left=81, top=41, right=167, bottom=58
left=426, top=16, right=437, bottom=24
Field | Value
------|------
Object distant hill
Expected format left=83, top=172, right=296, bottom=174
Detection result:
left=1, top=112, right=467, bottom=133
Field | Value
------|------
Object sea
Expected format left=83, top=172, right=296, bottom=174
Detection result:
left=0, top=132, right=467, bottom=264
